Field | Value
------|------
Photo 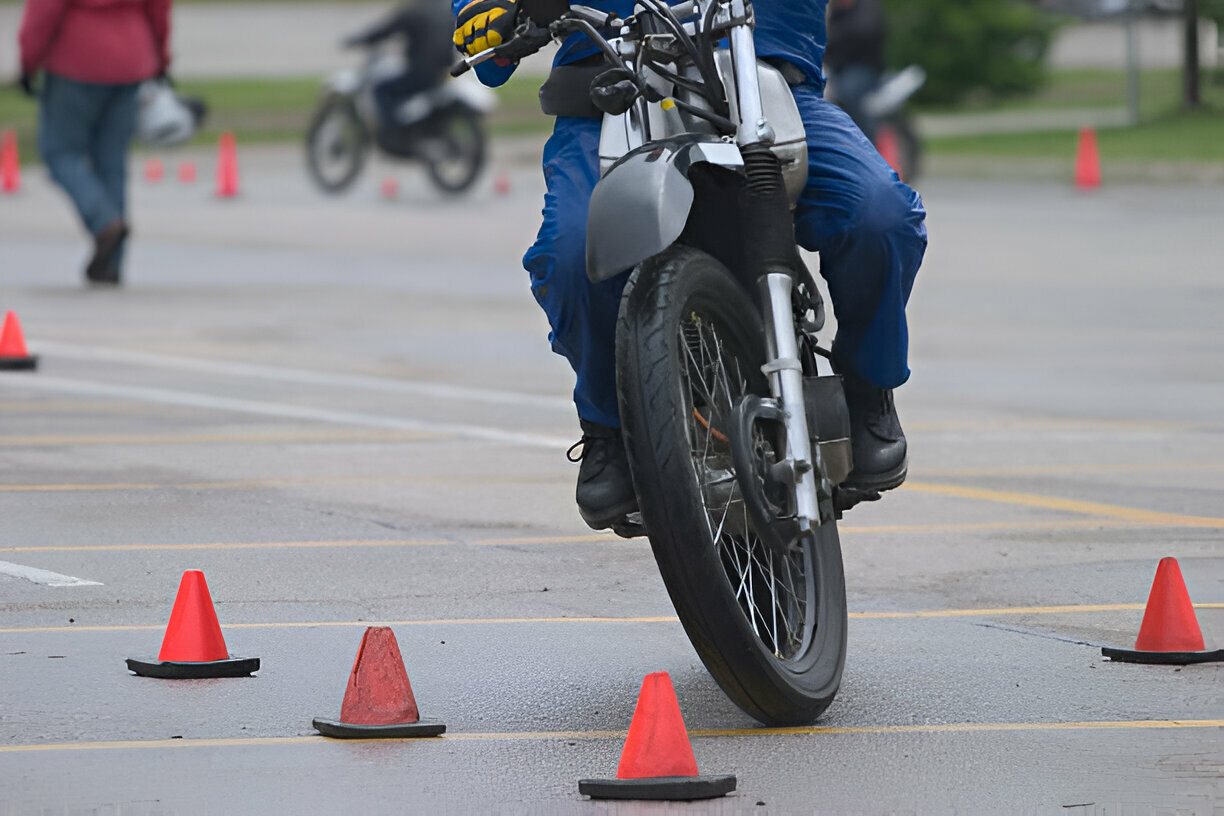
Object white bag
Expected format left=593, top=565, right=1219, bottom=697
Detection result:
left=136, top=78, right=201, bottom=147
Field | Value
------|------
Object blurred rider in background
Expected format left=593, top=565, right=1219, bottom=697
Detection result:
left=824, top=0, right=887, bottom=142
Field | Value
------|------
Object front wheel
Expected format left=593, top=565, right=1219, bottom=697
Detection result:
left=616, top=245, right=848, bottom=726
left=423, top=107, right=486, bottom=194
left=305, top=95, right=369, bottom=194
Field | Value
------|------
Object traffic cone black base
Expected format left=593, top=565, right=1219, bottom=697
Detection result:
left=1101, top=646, right=1224, bottom=665
left=0, top=355, right=37, bottom=371
left=312, top=718, right=445, bottom=739
left=578, top=775, right=737, bottom=801
left=126, top=656, right=260, bottom=679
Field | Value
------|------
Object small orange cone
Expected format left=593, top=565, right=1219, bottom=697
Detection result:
left=215, top=131, right=240, bottom=198
left=493, top=172, right=511, bottom=196
left=579, top=672, right=735, bottom=801
left=1, top=129, right=20, bottom=194
left=143, top=158, right=164, bottom=182
left=0, top=311, right=38, bottom=371
left=1074, top=127, right=1101, bottom=190
left=1102, top=557, right=1223, bottom=664
left=875, top=125, right=902, bottom=180
left=178, top=161, right=197, bottom=184
left=313, top=627, right=445, bottom=738
left=380, top=176, right=399, bottom=199
left=126, top=570, right=260, bottom=678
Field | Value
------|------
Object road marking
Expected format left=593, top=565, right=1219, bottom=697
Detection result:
left=15, top=376, right=572, bottom=450
left=0, top=474, right=554, bottom=493
left=918, top=462, right=1224, bottom=478
left=0, top=430, right=443, bottom=447
left=901, top=482, right=1224, bottom=528
left=1, top=720, right=1220, bottom=754
left=4, top=605, right=1221, bottom=635
left=0, top=561, right=103, bottom=587
left=31, top=341, right=574, bottom=411
left=0, top=539, right=449, bottom=554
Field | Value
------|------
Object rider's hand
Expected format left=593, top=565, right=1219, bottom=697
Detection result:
left=18, top=72, right=36, bottom=98
left=453, top=0, right=519, bottom=57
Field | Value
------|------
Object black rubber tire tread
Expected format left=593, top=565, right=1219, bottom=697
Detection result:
left=305, top=96, right=368, bottom=194
left=616, top=245, right=847, bottom=726
left=425, top=108, right=487, bottom=195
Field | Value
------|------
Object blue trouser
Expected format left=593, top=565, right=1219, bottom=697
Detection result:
left=523, top=85, right=927, bottom=429
left=37, top=73, right=139, bottom=268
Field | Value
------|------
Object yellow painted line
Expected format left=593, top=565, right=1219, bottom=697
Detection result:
left=839, top=518, right=1143, bottom=535
left=904, top=481, right=1224, bottom=529
left=472, top=534, right=623, bottom=546
left=1, top=720, right=1220, bottom=754
left=5, top=605, right=1222, bottom=635
left=0, top=474, right=550, bottom=493
left=0, top=430, right=443, bottom=447
left=906, top=419, right=1188, bottom=433
left=919, top=462, right=1224, bottom=478
left=0, top=539, right=448, bottom=554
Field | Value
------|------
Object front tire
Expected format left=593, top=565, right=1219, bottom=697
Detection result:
left=617, top=245, right=848, bottom=726
left=305, top=96, right=369, bottom=194
left=424, top=107, right=486, bottom=194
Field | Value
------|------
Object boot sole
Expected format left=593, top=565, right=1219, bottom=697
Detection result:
left=841, top=457, right=908, bottom=494
left=578, top=497, right=641, bottom=532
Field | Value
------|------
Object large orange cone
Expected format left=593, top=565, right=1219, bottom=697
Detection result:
left=313, top=627, right=445, bottom=738
left=126, top=570, right=260, bottom=678
left=2, top=129, right=20, bottom=193
left=1102, top=557, right=1223, bottom=664
left=215, top=131, right=239, bottom=198
left=579, top=672, right=736, bottom=801
left=0, top=311, right=38, bottom=371
left=1074, top=127, right=1101, bottom=190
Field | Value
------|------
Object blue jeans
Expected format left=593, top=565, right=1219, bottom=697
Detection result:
left=524, top=88, right=927, bottom=429
left=37, top=73, right=139, bottom=268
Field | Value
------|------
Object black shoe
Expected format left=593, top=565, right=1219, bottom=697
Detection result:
left=85, top=219, right=128, bottom=285
left=568, top=419, right=638, bottom=530
left=841, top=372, right=907, bottom=493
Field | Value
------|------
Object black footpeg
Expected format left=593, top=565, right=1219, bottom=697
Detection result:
left=833, top=486, right=882, bottom=517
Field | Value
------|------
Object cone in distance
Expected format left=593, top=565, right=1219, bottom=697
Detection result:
left=178, top=161, right=197, bottom=184
left=578, top=672, right=736, bottom=801
left=126, top=570, right=260, bottom=678
left=1075, top=127, right=1101, bottom=190
left=0, top=311, right=38, bottom=371
left=144, top=158, right=164, bottom=182
left=1102, top=557, right=1224, bottom=665
left=380, top=176, right=399, bottom=199
left=215, top=131, right=239, bottom=198
left=313, top=626, right=445, bottom=738
left=2, top=129, right=19, bottom=193
left=875, top=125, right=902, bottom=181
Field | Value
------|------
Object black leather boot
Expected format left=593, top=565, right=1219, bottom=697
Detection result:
left=568, top=419, right=638, bottom=530
left=841, top=372, right=908, bottom=493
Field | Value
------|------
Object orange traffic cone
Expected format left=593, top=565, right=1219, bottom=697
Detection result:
left=178, top=161, right=197, bottom=184
left=1, top=129, right=20, bottom=193
left=313, top=627, right=445, bottom=738
left=1102, top=557, right=1223, bottom=664
left=493, top=171, right=511, bottom=196
left=215, top=131, right=239, bottom=198
left=876, top=125, right=903, bottom=181
left=1074, top=127, right=1101, bottom=190
left=144, top=158, right=164, bottom=182
left=126, top=570, right=260, bottom=678
left=0, top=311, right=38, bottom=371
left=380, top=176, right=399, bottom=199
left=578, top=672, right=736, bottom=801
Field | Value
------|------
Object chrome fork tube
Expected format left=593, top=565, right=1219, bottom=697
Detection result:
left=760, top=273, right=819, bottom=530
left=728, top=2, right=773, bottom=146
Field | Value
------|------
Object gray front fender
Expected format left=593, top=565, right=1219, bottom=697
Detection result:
left=586, top=137, right=742, bottom=284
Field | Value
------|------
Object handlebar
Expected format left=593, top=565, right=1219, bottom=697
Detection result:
left=449, top=18, right=553, bottom=77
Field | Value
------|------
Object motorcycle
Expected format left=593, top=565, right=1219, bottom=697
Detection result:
left=306, top=43, right=496, bottom=195
left=827, top=65, right=926, bottom=183
left=457, top=0, right=852, bottom=726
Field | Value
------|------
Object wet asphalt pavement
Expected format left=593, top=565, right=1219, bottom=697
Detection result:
left=1, top=142, right=1222, bottom=814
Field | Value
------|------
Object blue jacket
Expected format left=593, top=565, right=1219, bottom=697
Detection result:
left=453, top=0, right=827, bottom=90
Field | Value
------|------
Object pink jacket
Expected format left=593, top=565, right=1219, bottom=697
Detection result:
left=19, top=0, right=171, bottom=85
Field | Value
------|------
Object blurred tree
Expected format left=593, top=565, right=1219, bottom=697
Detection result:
left=880, top=0, right=1061, bottom=105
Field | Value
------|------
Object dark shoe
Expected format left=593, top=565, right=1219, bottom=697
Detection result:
left=85, top=219, right=128, bottom=285
left=841, top=372, right=907, bottom=493
left=568, top=419, right=638, bottom=530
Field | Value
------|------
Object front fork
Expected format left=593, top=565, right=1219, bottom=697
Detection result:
left=759, top=273, right=822, bottom=532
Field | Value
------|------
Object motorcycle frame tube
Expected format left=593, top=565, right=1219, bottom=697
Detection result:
left=760, top=272, right=820, bottom=530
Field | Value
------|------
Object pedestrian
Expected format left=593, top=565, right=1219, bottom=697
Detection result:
left=18, top=0, right=173, bottom=286
left=824, top=0, right=888, bottom=141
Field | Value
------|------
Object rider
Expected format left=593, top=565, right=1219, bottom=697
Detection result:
left=347, top=0, right=456, bottom=130
left=825, top=0, right=888, bottom=142
left=453, top=0, right=927, bottom=530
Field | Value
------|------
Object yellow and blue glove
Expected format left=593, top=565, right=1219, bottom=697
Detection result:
left=453, top=0, right=519, bottom=57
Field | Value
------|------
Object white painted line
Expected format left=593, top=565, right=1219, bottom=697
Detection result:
left=34, top=341, right=573, bottom=411
left=0, top=561, right=103, bottom=587
left=16, top=376, right=573, bottom=450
